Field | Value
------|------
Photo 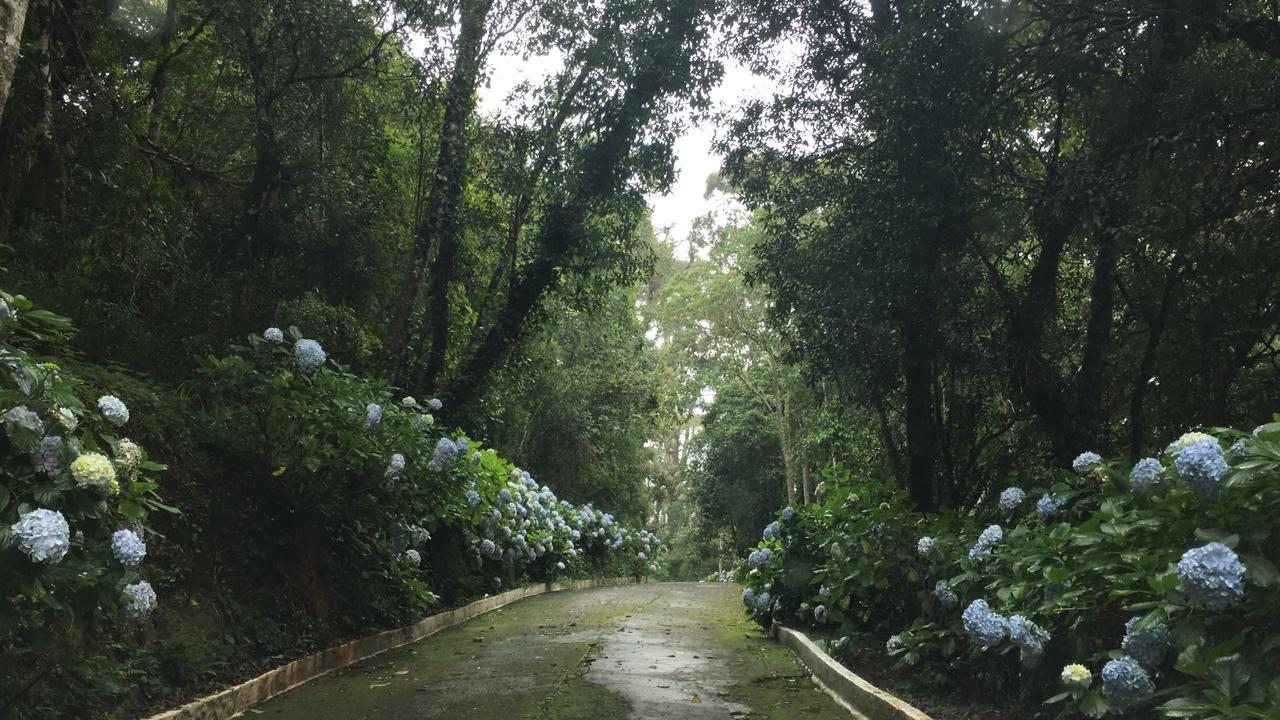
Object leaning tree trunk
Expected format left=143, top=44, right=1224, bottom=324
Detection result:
left=0, top=0, right=30, bottom=126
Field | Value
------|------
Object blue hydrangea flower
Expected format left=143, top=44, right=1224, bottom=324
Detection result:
left=1122, top=616, right=1168, bottom=671
left=1174, top=439, right=1228, bottom=500
left=427, top=398, right=443, bottom=411
left=122, top=581, right=157, bottom=621
left=814, top=604, right=829, bottom=623
left=264, top=327, right=284, bottom=342
left=111, top=529, right=147, bottom=567
left=999, top=487, right=1026, bottom=513
left=97, top=395, right=130, bottom=426
left=293, top=339, right=326, bottom=369
left=2, top=405, right=43, bottom=436
left=747, top=548, right=772, bottom=569
left=1072, top=451, right=1102, bottom=474
left=917, top=536, right=934, bottom=555
left=781, top=506, right=796, bottom=522
left=968, top=525, right=1003, bottom=561
left=465, top=489, right=481, bottom=507
left=1007, top=615, right=1050, bottom=666
left=1178, top=542, right=1246, bottom=610
left=1101, top=656, right=1154, bottom=708
left=962, top=599, right=1007, bottom=647
left=12, top=508, right=70, bottom=564
left=762, top=521, right=781, bottom=541
left=934, top=580, right=958, bottom=608
left=498, top=488, right=512, bottom=504
left=1129, top=458, right=1164, bottom=491
left=33, top=435, right=64, bottom=476
left=756, top=592, right=772, bottom=612
left=427, top=437, right=459, bottom=472
left=743, top=587, right=755, bottom=608
left=403, top=549, right=422, bottom=567
left=1036, top=494, right=1066, bottom=519
left=363, top=403, right=383, bottom=428
left=480, top=539, right=497, bottom=558
left=471, top=451, right=482, bottom=465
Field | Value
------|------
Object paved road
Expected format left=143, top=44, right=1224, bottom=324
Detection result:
left=249, top=582, right=849, bottom=719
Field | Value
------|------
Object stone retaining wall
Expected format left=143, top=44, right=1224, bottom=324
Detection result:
left=773, top=623, right=933, bottom=720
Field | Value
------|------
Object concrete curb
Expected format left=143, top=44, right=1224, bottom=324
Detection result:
left=773, top=623, right=933, bottom=720
left=143, top=576, right=639, bottom=720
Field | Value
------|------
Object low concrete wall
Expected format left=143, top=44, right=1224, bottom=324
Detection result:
left=144, top=577, right=638, bottom=720
left=773, top=624, right=933, bottom=720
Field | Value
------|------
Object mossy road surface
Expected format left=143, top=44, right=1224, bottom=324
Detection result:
left=249, top=582, right=848, bottom=720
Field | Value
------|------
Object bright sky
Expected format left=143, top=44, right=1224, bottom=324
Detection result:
left=478, top=50, right=773, bottom=244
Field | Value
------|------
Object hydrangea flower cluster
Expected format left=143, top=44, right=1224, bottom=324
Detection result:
left=967, top=524, right=1002, bottom=561
left=427, top=398, right=443, bottom=411
left=1061, top=664, right=1091, bottom=687
left=294, top=338, right=326, bottom=369
left=403, top=549, right=422, bottom=567
left=11, top=508, right=71, bottom=564
left=742, top=587, right=755, bottom=608
left=1177, top=542, right=1246, bottom=610
left=1122, top=616, right=1167, bottom=671
left=264, top=327, right=284, bottom=342
left=33, top=435, right=64, bottom=476
left=998, top=486, right=1026, bottom=513
left=363, top=403, right=383, bottom=429
left=1129, top=457, right=1163, bottom=491
left=885, top=634, right=905, bottom=654
left=122, top=581, right=158, bottom=622
left=3, top=405, right=43, bottom=435
left=385, top=453, right=405, bottom=479
left=813, top=604, right=829, bottom=623
left=71, top=452, right=119, bottom=494
left=1072, top=451, right=1102, bottom=474
left=917, top=536, right=934, bottom=555
left=111, top=529, right=147, bottom=567
left=97, top=395, right=130, bottom=426
left=781, top=506, right=796, bottom=522
left=466, top=489, right=481, bottom=507
left=756, top=591, right=772, bottom=612
left=762, top=521, right=781, bottom=541
left=428, top=437, right=459, bottom=472
left=115, top=438, right=143, bottom=474
left=962, top=599, right=1007, bottom=647
left=933, top=580, right=957, bottom=608
left=1035, top=494, right=1065, bottom=519
left=1101, top=656, right=1154, bottom=708
left=1173, top=439, right=1228, bottom=500
left=747, top=547, right=773, bottom=569
left=1007, top=615, right=1050, bottom=666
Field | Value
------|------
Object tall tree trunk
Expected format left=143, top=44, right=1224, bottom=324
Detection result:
left=389, top=0, right=494, bottom=387
left=1075, top=210, right=1123, bottom=450
left=1128, top=243, right=1186, bottom=460
left=145, top=0, right=179, bottom=144
left=801, top=464, right=812, bottom=505
left=0, top=0, right=30, bottom=126
left=768, top=354, right=796, bottom=503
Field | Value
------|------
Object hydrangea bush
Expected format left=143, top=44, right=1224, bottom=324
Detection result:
left=197, top=325, right=660, bottom=619
left=737, top=421, right=1280, bottom=718
left=1, top=292, right=174, bottom=654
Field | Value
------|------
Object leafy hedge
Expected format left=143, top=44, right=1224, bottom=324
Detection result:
left=1, top=290, right=659, bottom=719
left=739, top=422, right=1280, bottom=719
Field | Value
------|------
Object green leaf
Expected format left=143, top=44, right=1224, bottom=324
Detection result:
left=1208, top=654, right=1251, bottom=701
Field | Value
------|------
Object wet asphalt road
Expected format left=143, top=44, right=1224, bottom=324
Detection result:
left=248, top=582, right=849, bottom=719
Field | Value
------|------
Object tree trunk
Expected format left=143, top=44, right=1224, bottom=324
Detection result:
left=145, top=0, right=179, bottom=144
left=388, top=0, right=493, bottom=387
left=801, top=464, right=812, bottom=505
left=0, top=0, right=30, bottom=126
left=1128, top=243, right=1186, bottom=460
left=901, top=316, right=936, bottom=511
left=1075, top=209, right=1123, bottom=451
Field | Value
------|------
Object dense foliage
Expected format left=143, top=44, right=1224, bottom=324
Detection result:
left=740, top=423, right=1280, bottom=718
left=0, top=291, right=656, bottom=718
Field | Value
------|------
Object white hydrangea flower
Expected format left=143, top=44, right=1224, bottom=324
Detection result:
left=12, top=508, right=71, bottom=564
left=97, top=395, right=130, bottom=426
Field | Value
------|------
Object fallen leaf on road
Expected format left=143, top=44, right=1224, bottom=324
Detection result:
left=691, top=695, right=702, bottom=704
left=369, top=682, right=391, bottom=689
